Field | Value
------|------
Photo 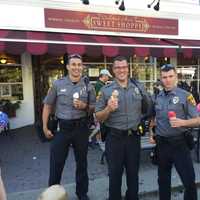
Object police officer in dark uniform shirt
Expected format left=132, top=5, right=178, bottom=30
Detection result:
left=42, top=54, right=96, bottom=200
left=150, top=64, right=198, bottom=200
left=95, top=56, right=151, bottom=200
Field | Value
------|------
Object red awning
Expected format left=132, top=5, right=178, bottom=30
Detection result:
left=165, top=39, right=200, bottom=48
left=164, top=39, right=200, bottom=58
left=92, top=35, right=119, bottom=57
left=0, top=29, right=178, bottom=57
left=63, top=33, right=85, bottom=55
left=27, top=32, right=48, bottom=55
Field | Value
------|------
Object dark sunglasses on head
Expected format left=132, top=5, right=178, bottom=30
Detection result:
left=68, top=54, right=82, bottom=60
left=160, top=64, right=175, bottom=71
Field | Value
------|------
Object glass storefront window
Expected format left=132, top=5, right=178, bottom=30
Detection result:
left=47, top=69, right=64, bottom=88
left=83, top=62, right=107, bottom=83
left=132, top=63, right=156, bottom=93
left=0, top=65, right=23, bottom=100
left=176, top=65, right=200, bottom=101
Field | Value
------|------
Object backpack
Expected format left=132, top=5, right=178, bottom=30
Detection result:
left=84, top=76, right=95, bottom=129
left=130, top=79, right=153, bottom=136
left=130, top=78, right=152, bottom=117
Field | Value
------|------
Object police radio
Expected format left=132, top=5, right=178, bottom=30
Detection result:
left=137, top=119, right=149, bottom=136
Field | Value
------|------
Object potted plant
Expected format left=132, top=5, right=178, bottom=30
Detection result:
left=0, top=99, right=21, bottom=118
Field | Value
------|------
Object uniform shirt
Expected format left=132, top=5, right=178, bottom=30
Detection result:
left=43, top=76, right=96, bottom=120
left=155, top=87, right=199, bottom=137
left=95, top=79, right=105, bottom=96
left=95, top=79, right=150, bottom=130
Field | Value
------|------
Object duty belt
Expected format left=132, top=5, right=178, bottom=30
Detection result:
left=58, top=117, right=87, bottom=128
left=108, top=127, right=138, bottom=137
left=156, top=134, right=185, bottom=143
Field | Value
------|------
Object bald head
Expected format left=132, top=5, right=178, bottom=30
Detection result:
left=37, top=185, right=68, bottom=200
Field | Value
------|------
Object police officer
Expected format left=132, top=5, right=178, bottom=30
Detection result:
left=150, top=64, right=198, bottom=200
left=95, top=56, right=151, bottom=200
left=42, top=54, right=96, bottom=200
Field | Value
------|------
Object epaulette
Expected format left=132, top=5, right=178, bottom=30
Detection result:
left=54, top=77, right=66, bottom=85
left=177, top=87, right=190, bottom=96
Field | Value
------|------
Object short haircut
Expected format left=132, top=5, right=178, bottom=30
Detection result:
left=113, top=56, right=128, bottom=65
left=68, top=54, right=82, bottom=64
left=160, top=64, right=176, bottom=73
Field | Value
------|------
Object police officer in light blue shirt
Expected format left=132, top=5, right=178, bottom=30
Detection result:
left=150, top=64, right=198, bottom=200
left=95, top=56, right=152, bottom=200
left=42, top=54, right=96, bottom=200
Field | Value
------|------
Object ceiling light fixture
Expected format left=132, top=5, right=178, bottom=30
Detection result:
left=81, top=0, right=89, bottom=5
left=147, top=0, right=160, bottom=11
left=0, top=58, right=7, bottom=64
left=154, top=0, right=160, bottom=11
left=116, top=0, right=125, bottom=11
left=115, top=0, right=120, bottom=5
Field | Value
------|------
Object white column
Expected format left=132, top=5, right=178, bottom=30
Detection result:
left=9, top=53, right=35, bottom=129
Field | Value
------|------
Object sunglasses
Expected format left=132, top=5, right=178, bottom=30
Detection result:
left=160, top=64, right=175, bottom=71
left=68, top=54, right=82, bottom=60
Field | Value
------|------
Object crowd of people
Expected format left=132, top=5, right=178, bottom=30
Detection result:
left=0, top=53, right=199, bottom=200
left=41, top=54, right=200, bottom=200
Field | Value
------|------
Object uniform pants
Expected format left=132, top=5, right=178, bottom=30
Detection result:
left=48, top=120, right=89, bottom=198
left=105, top=131, right=141, bottom=200
left=157, top=138, right=197, bottom=200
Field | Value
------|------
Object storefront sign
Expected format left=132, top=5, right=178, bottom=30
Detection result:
left=44, top=9, right=178, bottom=35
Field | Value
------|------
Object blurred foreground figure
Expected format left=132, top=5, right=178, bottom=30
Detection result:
left=37, top=185, right=68, bottom=200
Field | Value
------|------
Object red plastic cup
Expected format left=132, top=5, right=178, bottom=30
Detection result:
left=168, top=111, right=176, bottom=119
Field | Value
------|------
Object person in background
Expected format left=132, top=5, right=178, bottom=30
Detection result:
left=190, top=71, right=200, bottom=103
left=93, top=69, right=112, bottom=162
left=177, top=73, right=191, bottom=92
left=95, top=69, right=112, bottom=97
left=89, top=69, right=112, bottom=147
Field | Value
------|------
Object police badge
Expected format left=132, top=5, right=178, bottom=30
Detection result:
left=134, top=87, right=140, bottom=95
left=172, top=96, right=179, bottom=104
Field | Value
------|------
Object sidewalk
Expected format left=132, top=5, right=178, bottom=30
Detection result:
left=0, top=126, right=199, bottom=200
left=7, top=162, right=200, bottom=200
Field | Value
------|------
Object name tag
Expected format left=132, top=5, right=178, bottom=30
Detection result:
left=60, top=89, right=66, bottom=92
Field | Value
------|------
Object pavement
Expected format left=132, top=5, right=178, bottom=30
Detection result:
left=0, top=125, right=199, bottom=200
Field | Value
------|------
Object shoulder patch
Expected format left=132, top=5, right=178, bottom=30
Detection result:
left=187, top=94, right=196, bottom=106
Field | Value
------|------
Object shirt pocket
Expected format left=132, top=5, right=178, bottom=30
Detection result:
left=57, top=91, right=72, bottom=106
left=167, top=102, right=185, bottom=117
left=131, top=92, right=142, bottom=102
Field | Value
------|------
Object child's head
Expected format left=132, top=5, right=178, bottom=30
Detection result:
left=37, top=185, right=68, bottom=200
